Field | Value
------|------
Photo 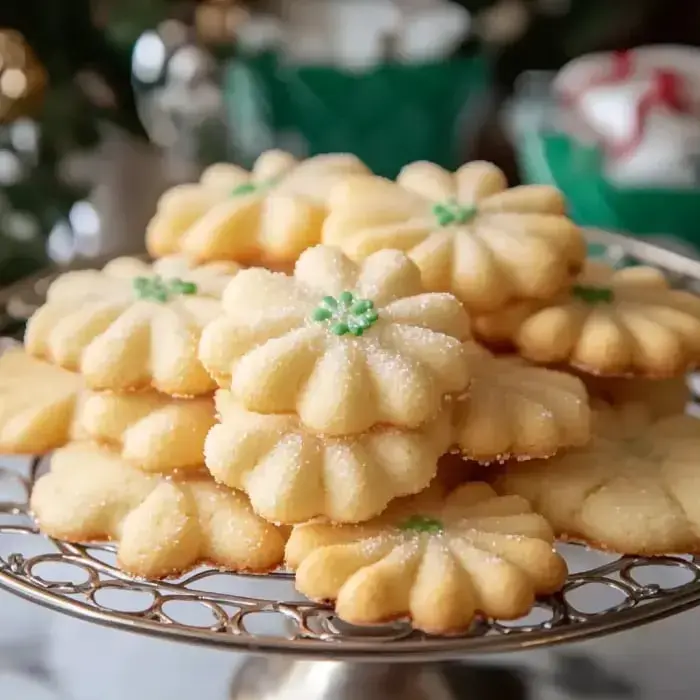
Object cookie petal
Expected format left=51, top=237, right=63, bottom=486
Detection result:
left=287, top=481, right=567, bottom=632
left=31, top=444, right=286, bottom=578
left=205, top=397, right=451, bottom=523
left=200, top=245, right=470, bottom=432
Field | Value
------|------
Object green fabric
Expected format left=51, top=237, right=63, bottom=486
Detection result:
left=516, top=131, right=700, bottom=251
left=223, top=51, right=491, bottom=178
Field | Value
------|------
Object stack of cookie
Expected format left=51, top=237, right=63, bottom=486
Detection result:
left=13, top=151, right=700, bottom=635
left=320, top=158, right=700, bottom=557
left=197, top=243, right=568, bottom=632
left=4, top=255, right=289, bottom=578
left=481, top=262, right=700, bottom=556
left=322, top=158, right=595, bottom=464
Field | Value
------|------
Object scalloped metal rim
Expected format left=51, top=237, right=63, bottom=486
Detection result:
left=2, top=562, right=700, bottom=661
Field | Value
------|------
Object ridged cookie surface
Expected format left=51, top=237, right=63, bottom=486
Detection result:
left=323, top=161, right=584, bottom=313
left=0, top=347, right=215, bottom=468
left=496, top=408, right=700, bottom=555
left=25, top=255, right=239, bottom=395
left=474, top=262, right=700, bottom=378
left=73, top=391, right=215, bottom=472
left=205, top=391, right=452, bottom=524
left=146, top=150, right=368, bottom=264
left=31, top=443, right=287, bottom=578
left=453, top=343, right=590, bottom=462
left=200, top=245, right=472, bottom=435
left=286, top=482, right=567, bottom=633
left=0, top=349, right=81, bottom=453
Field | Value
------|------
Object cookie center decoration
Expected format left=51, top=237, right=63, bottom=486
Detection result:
left=133, top=275, right=198, bottom=302
left=399, top=515, right=444, bottom=534
left=571, top=284, right=615, bottom=304
left=311, top=291, right=379, bottom=337
left=230, top=176, right=279, bottom=197
left=432, top=199, right=477, bottom=227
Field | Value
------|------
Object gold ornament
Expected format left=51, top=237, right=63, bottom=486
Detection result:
left=0, top=29, right=47, bottom=123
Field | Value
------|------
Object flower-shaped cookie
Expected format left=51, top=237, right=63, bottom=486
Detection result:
left=25, top=255, right=239, bottom=395
left=0, top=348, right=81, bottom=453
left=286, top=482, right=567, bottom=633
left=322, top=161, right=585, bottom=313
left=474, top=262, right=700, bottom=378
left=73, top=391, right=215, bottom=472
left=453, top=343, right=590, bottom=462
left=199, top=245, right=471, bottom=435
left=205, top=391, right=452, bottom=524
left=496, top=409, right=700, bottom=554
left=0, top=347, right=215, bottom=468
left=146, top=150, right=369, bottom=265
left=31, top=443, right=287, bottom=578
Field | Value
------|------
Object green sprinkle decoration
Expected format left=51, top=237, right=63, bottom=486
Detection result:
left=230, top=182, right=258, bottom=196
left=230, top=176, right=281, bottom=198
left=432, top=199, right=477, bottom=227
left=310, top=291, right=379, bottom=337
left=133, top=276, right=198, bottom=302
left=571, top=284, right=615, bottom=304
left=399, top=515, right=444, bottom=535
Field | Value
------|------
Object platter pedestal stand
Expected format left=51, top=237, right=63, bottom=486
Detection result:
left=3, top=230, right=700, bottom=700
left=228, top=658, right=527, bottom=700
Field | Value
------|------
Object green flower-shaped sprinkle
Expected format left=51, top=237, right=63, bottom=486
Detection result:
left=311, top=291, right=379, bottom=336
left=572, top=284, right=615, bottom=304
left=231, top=176, right=281, bottom=198
left=399, top=515, right=444, bottom=534
left=133, top=276, right=198, bottom=302
left=230, top=182, right=258, bottom=196
left=432, top=199, right=477, bottom=227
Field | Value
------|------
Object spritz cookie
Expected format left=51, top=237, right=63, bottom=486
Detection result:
left=0, top=347, right=215, bottom=468
left=0, top=349, right=82, bottom=453
left=146, top=150, right=369, bottom=265
left=31, top=443, right=287, bottom=578
left=453, top=343, right=590, bottom=463
left=474, top=261, right=700, bottom=377
left=323, top=161, right=585, bottom=313
left=286, top=482, right=567, bottom=633
left=200, top=245, right=471, bottom=435
left=496, top=409, right=700, bottom=555
left=25, top=255, right=239, bottom=396
left=205, top=391, right=452, bottom=524
left=74, top=392, right=215, bottom=473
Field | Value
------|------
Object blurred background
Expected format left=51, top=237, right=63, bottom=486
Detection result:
left=0, top=0, right=699, bottom=287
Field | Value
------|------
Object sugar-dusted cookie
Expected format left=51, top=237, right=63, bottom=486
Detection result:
left=73, top=392, right=215, bottom=472
left=146, top=150, right=369, bottom=264
left=0, top=347, right=215, bottom=468
left=286, top=482, right=567, bottom=633
left=25, top=255, right=239, bottom=396
left=474, top=261, right=700, bottom=378
left=205, top=391, right=452, bottom=524
left=200, top=245, right=472, bottom=435
left=495, top=408, right=700, bottom=554
left=0, top=348, right=81, bottom=453
left=322, top=161, right=585, bottom=313
left=31, top=443, right=287, bottom=578
left=453, top=343, right=590, bottom=463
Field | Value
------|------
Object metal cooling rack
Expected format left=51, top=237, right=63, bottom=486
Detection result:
left=2, top=231, right=700, bottom=662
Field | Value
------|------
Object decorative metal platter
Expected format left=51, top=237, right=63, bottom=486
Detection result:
left=2, top=231, right=700, bottom=662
